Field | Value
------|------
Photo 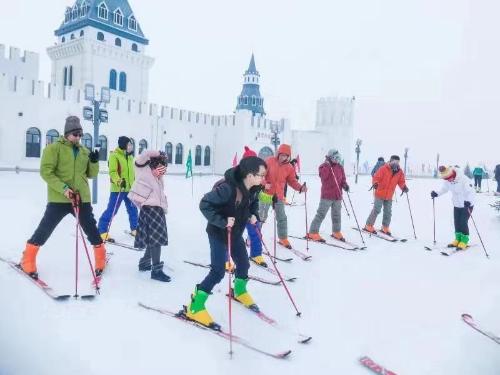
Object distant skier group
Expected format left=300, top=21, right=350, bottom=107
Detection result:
left=15, top=115, right=495, bottom=329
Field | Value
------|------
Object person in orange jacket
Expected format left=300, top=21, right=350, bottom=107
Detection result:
left=259, top=144, right=307, bottom=248
left=364, top=155, right=408, bottom=236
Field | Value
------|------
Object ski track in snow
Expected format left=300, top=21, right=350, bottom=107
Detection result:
left=0, top=172, right=499, bottom=374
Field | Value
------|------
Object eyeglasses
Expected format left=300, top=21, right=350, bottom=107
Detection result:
left=72, top=132, right=83, bottom=137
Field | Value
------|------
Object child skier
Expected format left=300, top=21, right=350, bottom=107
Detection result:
left=431, top=165, right=475, bottom=249
left=364, top=155, right=409, bottom=235
left=307, top=149, right=349, bottom=242
left=183, top=156, right=267, bottom=329
left=128, top=150, right=170, bottom=282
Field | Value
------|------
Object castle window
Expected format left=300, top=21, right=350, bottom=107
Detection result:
left=97, top=32, right=105, bottom=41
left=131, top=43, right=138, bottom=52
left=139, top=139, right=148, bottom=154
left=119, top=72, right=127, bottom=92
left=204, top=146, right=211, bottom=166
left=109, top=69, right=117, bottom=90
left=98, top=135, right=107, bottom=161
left=195, top=145, right=202, bottom=166
left=26, top=127, right=41, bottom=158
left=114, top=8, right=123, bottom=26
left=165, top=142, right=173, bottom=163
left=98, top=2, right=108, bottom=20
left=115, top=38, right=121, bottom=47
left=175, top=143, right=183, bottom=165
left=46, top=129, right=59, bottom=145
left=82, top=133, right=93, bottom=151
left=128, top=15, right=137, bottom=31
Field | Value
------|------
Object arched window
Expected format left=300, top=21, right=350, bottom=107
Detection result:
left=98, top=2, right=108, bottom=20
left=165, top=142, right=173, bottom=163
left=129, top=138, right=135, bottom=155
left=62, top=36, right=66, bottom=43
left=69, top=66, right=73, bottom=87
left=46, top=129, right=59, bottom=145
left=109, top=69, right=117, bottom=90
left=175, top=143, right=183, bottom=165
left=128, top=16, right=137, bottom=31
left=204, top=146, right=211, bottom=166
left=115, top=38, right=121, bottom=47
left=80, top=30, right=84, bottom=37
left=139, top=139, right=148, bottom=154
left=114, top=9, right=123, bottom=26
left=98, top=135, right=107, bottom=161
left=63, top=67, right=68, bottom=86
left=82, top=133, right=92, bottom=150
left=195, top=145, right=202, bottom=166
left=258, top=146, right=274, bottom=160
left=97, top=32, right=105, bottom=41
left=26, top=127, right=41, bottom=158
left=119, top=72, right=127, bottom=92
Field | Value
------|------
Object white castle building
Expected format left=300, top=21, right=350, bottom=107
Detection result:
left=0, top=0, right=354, bottom=175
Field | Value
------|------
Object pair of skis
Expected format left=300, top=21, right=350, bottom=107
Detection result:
left=0, top=256, right=96, bottom=300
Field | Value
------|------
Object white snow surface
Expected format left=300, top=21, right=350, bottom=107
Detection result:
left=0, top=172, right=499, bottom=374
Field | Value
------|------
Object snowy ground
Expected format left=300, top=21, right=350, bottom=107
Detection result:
left=0, top=171, right=499, bottom=374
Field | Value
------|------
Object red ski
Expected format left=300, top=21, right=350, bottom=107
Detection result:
left=360, top=356, right=397, bottom=374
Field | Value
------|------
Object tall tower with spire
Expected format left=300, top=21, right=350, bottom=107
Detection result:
left=47, top=0, right=154, bottom=102
left=236, top=54, right=265, bottom=115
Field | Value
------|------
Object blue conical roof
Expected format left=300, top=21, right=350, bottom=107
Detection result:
left=55, top=0, right=148, bottom=45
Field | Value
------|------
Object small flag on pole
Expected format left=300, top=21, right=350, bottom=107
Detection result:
left=232, top=152, right=238, bottom=167
left=185, top=149, right=193, bottom=178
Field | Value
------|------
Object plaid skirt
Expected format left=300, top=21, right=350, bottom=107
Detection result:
left=134, top=206, right=168, bottom=249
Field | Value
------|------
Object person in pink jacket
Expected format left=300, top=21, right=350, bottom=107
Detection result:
left=307, top=149, right=349, bottom=242
left=128, top=150, right=170, bottom=282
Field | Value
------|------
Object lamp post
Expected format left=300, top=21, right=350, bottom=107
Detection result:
left=83, top=84, right=110, bottom=204
left=355, top=138, right=362, bottom=184
left=404, top=147, right=409, bottom=175
left=270, top=120, right=284, bottom=154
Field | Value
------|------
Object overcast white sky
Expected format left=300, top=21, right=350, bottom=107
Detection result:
left=1, top=0, right=498, bottom=169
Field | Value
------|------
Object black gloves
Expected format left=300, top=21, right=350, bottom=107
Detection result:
left=431, top=191, right=438, bottom=198
left=464, top=201, right=471, bottom=208
left=89, top=149, right=99, bottom=163
left=343, top=184, right=350, bottom=192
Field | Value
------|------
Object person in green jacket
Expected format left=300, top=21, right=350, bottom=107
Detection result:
left=19, top=116, right=106, bottom=279
left=98, top=136, right=138, bottom=242
left=472, top=166, right=485, bottom=192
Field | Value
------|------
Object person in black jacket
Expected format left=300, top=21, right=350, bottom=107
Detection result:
left=183, top=156, right=267, bottom=329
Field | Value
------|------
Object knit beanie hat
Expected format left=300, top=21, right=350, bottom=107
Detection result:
left=118, top=136, right=131, bottom=150
left=64, top=116, right=83, bottom=135
left=242, top=146, right=257, bottom=159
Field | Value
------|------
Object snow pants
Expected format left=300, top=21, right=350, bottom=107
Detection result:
left=28, top=203, right=102, bottom=246
left=198, top=233, right=250, bottom=294
left=309, top=199, right=342, bottom=233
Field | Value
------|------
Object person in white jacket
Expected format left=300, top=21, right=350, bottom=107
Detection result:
left=431, top=165, right=475, bottom=249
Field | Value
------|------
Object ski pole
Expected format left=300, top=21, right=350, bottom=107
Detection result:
left=406, top=192, right=417, bottom=239
left=303, top=183, right=309, bottom=252
left=71, top=193, right=100, bottom=294
left=256, top=226, right=302, bottom=316
left=71, top=193, right=80, bottom=299
left=468, top=208, right=489, bottom=259
left=432, top=198, right=436, bottom=245
left=104, top=186, right=125, bottom=242
left=346, top=191, right=366, bottom=246
left=328, top=166, right=350, bottom=218
left=227, top=227, right=234, bottom=357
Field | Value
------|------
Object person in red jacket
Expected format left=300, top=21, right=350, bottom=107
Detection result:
left=307, top=149, right=349, bottom=242
left=364, top=155, right=408, bottom=235
left=259, top=144, right=307, bottom=248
